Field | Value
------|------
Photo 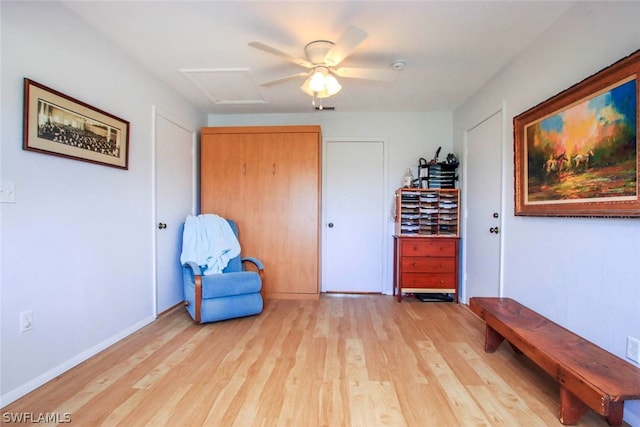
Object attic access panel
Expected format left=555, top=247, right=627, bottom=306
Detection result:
left=181, top=68, right=268, bottom=106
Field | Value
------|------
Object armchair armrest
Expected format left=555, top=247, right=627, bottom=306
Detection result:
left=183, top=261, right=203, bottom=322
left=183, top=261, right=203, bottom=276
left=242, top=257, right=265, bottom=298
left=241, top=257, right=264, bottom=271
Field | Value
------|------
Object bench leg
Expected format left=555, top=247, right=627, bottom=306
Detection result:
left=559, top=386, right=588, bottom=425
left=605, top=401, right=624, bottom=426
left=484, top=325, right=505, bottom=352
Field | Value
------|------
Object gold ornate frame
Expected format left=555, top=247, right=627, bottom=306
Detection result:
left=514, top=50, right=639, bottom=217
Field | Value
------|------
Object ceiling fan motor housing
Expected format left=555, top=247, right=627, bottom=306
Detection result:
left=304, top=40, right=335, bottom=65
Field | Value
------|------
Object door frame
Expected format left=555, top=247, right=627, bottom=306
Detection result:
left=151, top=105, right=197, bottom=318
left=321, top=137, right=390, bottom=294
left=460, top=103, right=506, bottom=303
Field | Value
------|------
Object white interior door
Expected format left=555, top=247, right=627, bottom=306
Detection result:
left=323, top=140, right=385, bottom=293
left=463, top=109, right=503, bottom=301
left=155, top=112, right=195, bottom=314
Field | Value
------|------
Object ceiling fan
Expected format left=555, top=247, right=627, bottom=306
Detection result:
left=249, top=26, right=401, bottom=106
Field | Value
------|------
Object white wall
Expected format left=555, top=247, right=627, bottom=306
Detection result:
left=0, top=1, right=206, bottom=405
left=453, top=2, right=640, bottom=424
left=208, top=112, right=454, bottom=293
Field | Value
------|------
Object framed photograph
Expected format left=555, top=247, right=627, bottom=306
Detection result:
left=23, top=78, right=129, bottom=169
left=514, top=50, right=640, bottom=217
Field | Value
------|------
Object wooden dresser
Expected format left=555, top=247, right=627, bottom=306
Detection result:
left=393, top=188, right=460, bottom=302
left=393, top=237, right=459, bottom=302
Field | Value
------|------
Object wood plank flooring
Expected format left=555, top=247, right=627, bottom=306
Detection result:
left=2, top=295, right=620, bottom=426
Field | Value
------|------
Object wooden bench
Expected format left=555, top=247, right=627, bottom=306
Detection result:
left=469, top=297, right=640, bottom=426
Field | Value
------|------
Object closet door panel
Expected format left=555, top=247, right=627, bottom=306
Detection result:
left=277, top=132, right=319, bottom=294
left=238, top=133, right=270, bottom=260
left=201, top=134, right=247, bottom=217
left=253, top=135, right=289, bottom=294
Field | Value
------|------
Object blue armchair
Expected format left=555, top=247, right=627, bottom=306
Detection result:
left=182, top=220, right=264, bottom=323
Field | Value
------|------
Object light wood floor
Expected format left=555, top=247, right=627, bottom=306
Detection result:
left=3, top=295, right=619, bottom=426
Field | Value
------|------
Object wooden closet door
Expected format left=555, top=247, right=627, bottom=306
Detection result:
left=200, top=126, right=321, bottom=299
left=201, top=132, right=262, bottom=256
left=256, top=132, right=319, bottom=296
left=201, top=133, right=248, bottom=218
left=237, top=133, right=270, bottom=262
left=252, top=133, right=284, bottom=275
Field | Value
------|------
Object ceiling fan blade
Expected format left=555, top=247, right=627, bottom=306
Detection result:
left=248, top=41, right=313, bottom=68
left=333, top=67, right=398, bottom=82
left=258, top=72, right=309, bottom=87
left=324, top=26, right=368, bottom=67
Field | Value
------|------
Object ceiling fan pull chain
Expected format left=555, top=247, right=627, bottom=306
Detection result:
left=312, top=92, right=324, bottom=110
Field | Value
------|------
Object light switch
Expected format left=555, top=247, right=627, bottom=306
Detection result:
left=0, top=181, right=16, bottom=203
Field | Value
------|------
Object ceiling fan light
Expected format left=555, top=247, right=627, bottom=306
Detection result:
left=315, top=88, right=332, bottom=99
left=300, top=75, right=316, bottom=96
left=309, top=70, right=326, bottom=92
left=324, top=74, right=342, bottom=96
left=300, top=67, right=341, bottom=99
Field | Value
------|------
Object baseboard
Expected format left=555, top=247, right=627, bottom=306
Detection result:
left=158, top=301, right=185, bottom=317
left=0, top=315, right=155, bottom=408
left=264, top=292, right=320, bottom=300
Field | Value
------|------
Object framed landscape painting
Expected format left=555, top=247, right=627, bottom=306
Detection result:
left=23, top=78, right=130, bottom=169
left=514, top=50, right=640, bottom=217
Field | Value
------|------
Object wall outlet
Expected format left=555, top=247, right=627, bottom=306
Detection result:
left=20, top=310, right=33, bottom=332
left=0, top=181, right=16, bottom=203
left=627, top=336, right=640, bottom=364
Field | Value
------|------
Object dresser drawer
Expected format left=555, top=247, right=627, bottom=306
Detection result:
left=393, top=235, right=459, bottom=302
left=401, top=273, right=456, bottom=288
left=401, top=258, right=456, bottom=273
left=401, top=239, right=456, bottom=257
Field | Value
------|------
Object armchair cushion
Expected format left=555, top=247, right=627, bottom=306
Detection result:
left=189, top=293, right=263, bottom=324
left=183, top=268, right=261, bottom=299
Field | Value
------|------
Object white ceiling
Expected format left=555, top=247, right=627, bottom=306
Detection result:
left=61, top=0, right=576, bottom=115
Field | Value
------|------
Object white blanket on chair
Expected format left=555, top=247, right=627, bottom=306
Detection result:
left=180, top=214, right=241, bottom=275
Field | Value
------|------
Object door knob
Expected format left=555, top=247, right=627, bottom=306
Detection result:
left=158, top=222, right=167, bottom=229
left=489, top=226, right=499, bottom=234
left=328, top=222, right=334, bottom=228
